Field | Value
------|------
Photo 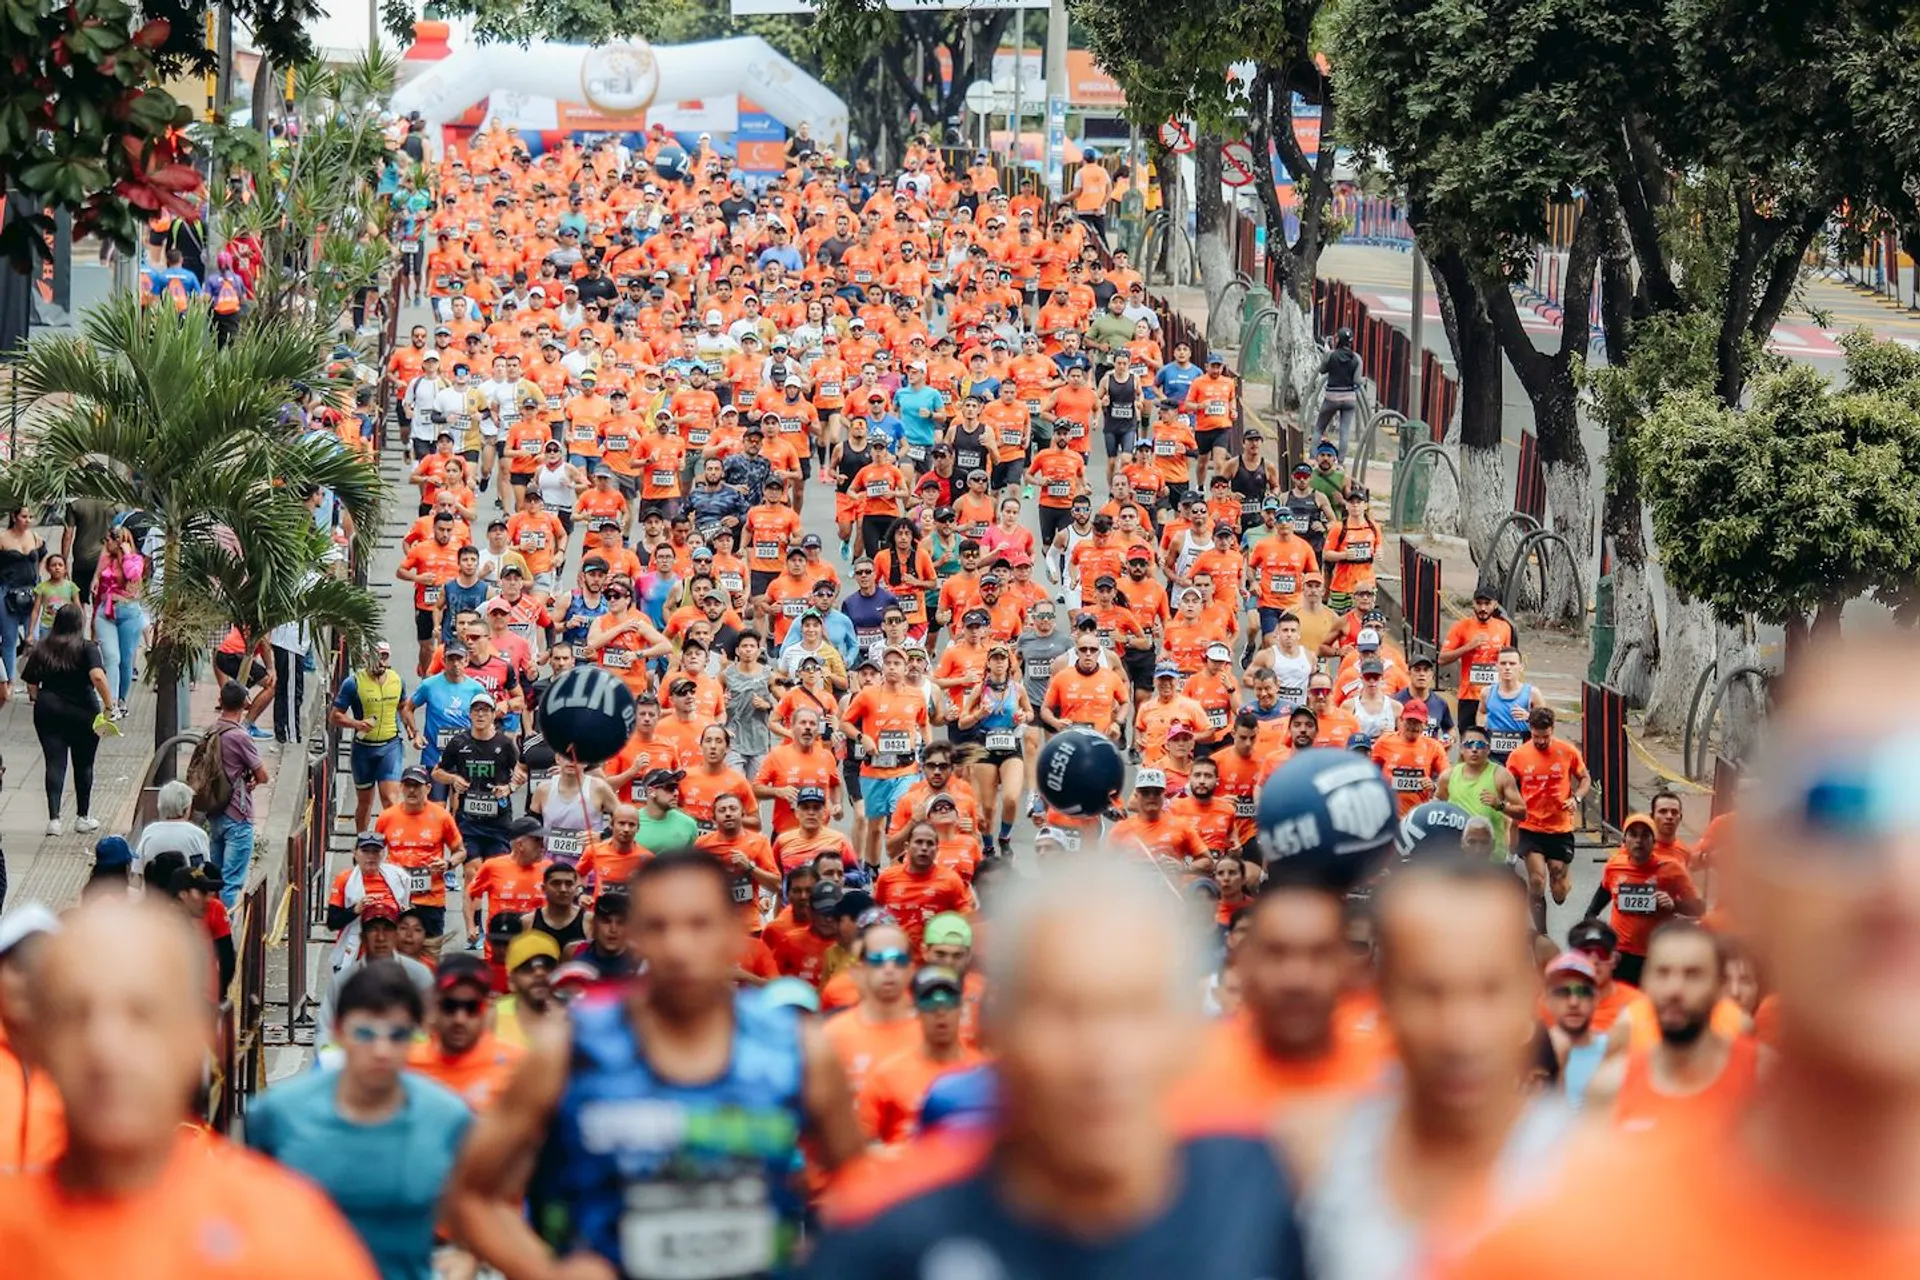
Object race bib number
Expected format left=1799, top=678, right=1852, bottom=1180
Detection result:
left=651, top=469, right=675, bottom=488
left=1268, top=573, right=1297, bottom=596
left=407, top=868, right=433, bottom=895
left=1109, top=403, right=1133, bottom=419
left=715, top=574, right=742, bottom=597
left=1291, top=512, right=1312, bottom=534
left=1350, top=541, right=1374, bottom=563
left=421, top=586, right=442, bottom=606
left=546, top=394, right=562, bottom=410
left=461, top=793, right=499, bottom=819
left=738, top=389, right=757, bottom=407
left=435, top=728, right=456, bottom=749
left=730, top=875, right=754, bottom=905
left=1000, top=428, right=1024, bottom=447
left=819, top=382, right=841, bottom=398
left=1616, top=883, right=1660, bottom=915
left=1025, top=397, right=1043, bottom=414
left=1470, top=662, right=1499, bottom=687
left=984, top=730, right=1019, bottom=753
left=1153, top=439, right=1179, bottom=457
left=781, top=599, right=806, bottom=616
left=1057, top=827, right=1082, bottom=851
left=1205, top=399, right=1228, bottom=417
left=866, top=481, right=891, bottom=497
left=1207, top=707, right=1228, bottom=730
left=855, top=270, right=874, bottom=283
left=606, top=434, right=631, bottom=453
left=1490, top=731, right=1524, bottom=755
left=1025, top=658, right=1053, bottom=683
left=522, top=530, right=548, bottom=550
left=1233, top=795, right=1256, bottom=818
left=875, top=730, right=913, bottom=767
left=400, top=239, right=421, bottom=253
left=604, top=647, right=636, bottom=670
left=753, top=542, right=779, bottom=561
left=1391, top=768, right=1428, bottom=793
left=547, top=830, right=586, bottom=859
left=1045, top=481, right=1070, bottom=499
left=956, top=448, right=984, bottom=472
left=571, top=425, right=597, bottom=444
left=688, top=427, right=712, bottom=446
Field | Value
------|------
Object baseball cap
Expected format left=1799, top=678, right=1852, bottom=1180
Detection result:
left=1356, top=628, right=1382, bottom=650
left=1545, top=951, right=1600, bottom=982
left=643, top=767, right=687, bottom=790
left=1134, top=768, right=1168, bottom=790
left=927, top=793, right=958, bottom=813
left=1153, top=662, right=1182, bottom=680
left=435, top=951, right=492, bottom=993
left=92, top=835, right=135, bottom=871
left=1399, top=699, right=1429, bottom=723
left=809, top=880, right=846, bottom=913
left=796, top=786, right=828, bottom=806
left=506, top=814, right=545, bottom=841
left=912, top=966, right=964, bottom=1006
left=355, top=830, right=387, bottom=849
left=1568, top=918, right=1619, bottom=954
left=506, top=931, right=562, bottom=972
left=922, top=913, right=974, bottom=950
left=1205, top=643, right=1233, bottom=662
left=401, top=765, right=431, bottom=786
left=962, top=608, right=991, bottom=627
left=1360, top=656, right=1386, bottom=676
left=0, top=903, right=59, bottom=960
left=360, top=900, right=400, bottom=925
left=1622, top=812, right=1657, bottom=837
left=1166, top=721, right=1196, bottom=740
left=761, top=976, right=822, bottom=1014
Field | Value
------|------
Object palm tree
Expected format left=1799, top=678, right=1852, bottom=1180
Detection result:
left=2, top=292, right=386, bottom=748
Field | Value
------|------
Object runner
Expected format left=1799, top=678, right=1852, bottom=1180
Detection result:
left=444, top=851, right=864, bottom=1278
left=1504, top=705, right=1590, bottom=936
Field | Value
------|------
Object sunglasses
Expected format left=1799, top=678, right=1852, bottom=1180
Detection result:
left=1461, top=738, right=1490, bottom=750
left=606, top=591, right=631, bottom=600
left=346, top=1023, right=416, bottom=1045
left=915, top=990, right=961, bottom=1012
left=864, top=949, right=913, bottom=968
left=1550, top=983, right=1595, bottom=1000
left=438, top=996, right=485, bottom=1016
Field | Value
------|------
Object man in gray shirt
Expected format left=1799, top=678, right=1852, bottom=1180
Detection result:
left=62, top=494, right=119, bottom=607
left=208, top=680, right=269, bottom=907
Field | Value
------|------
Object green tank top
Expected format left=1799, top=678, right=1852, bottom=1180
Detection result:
left=1447, top=762, right=1507, bottom=856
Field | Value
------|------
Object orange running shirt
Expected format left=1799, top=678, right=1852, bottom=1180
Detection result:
left=1506, top=737, right=1587, bottom=834
left=857, top=1045, right=989, bottom=1146
left=842, top=686, right=930, bottom=780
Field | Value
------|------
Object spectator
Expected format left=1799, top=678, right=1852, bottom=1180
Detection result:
left=203, top=680, right=271, bottom=908
left=134, top=780, right=211, bottom=870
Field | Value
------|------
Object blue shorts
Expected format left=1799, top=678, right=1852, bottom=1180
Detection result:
left=1258, top=606, right=1288, bottom=635
left=350, top=737, right=404, bottom=787
left=860, top=771, right=921, bottom=828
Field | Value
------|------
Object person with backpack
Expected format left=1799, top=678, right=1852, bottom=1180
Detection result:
left=192, top=681, right=271, bottom=908
left=152, top=248, right=200, bottom=315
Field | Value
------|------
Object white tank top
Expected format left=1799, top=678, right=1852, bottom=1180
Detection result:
left=1303, top=1091, right=1572, bottom=1280
left=1060, top=523, right=1094, bottom=607
left=1266, top=647, right=1317, bottom=706
left=533, top=461, right=575, bottom=511
left=1350, top=693, right=1400, bottom=739
left=1174, top=531, right=1212, bottom=581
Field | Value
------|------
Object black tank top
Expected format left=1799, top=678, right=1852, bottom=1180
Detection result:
left=835, top=440, right=872, bottom=493
left=528, top=907, right=588, bottom=952
left=1231, top=459, right=1269, bottom=507
left=950, top=424, right=990, bottom=476
left=1104, top=373, right=1140, bottom=429
left=1285, top=490, right=1324, bottom=536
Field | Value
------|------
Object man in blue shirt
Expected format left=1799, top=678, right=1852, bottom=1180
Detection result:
left=1155, top=340, right=1204, bottom=409
left=892, top=363, right=947, bottom=471
left=405, top=643, right=482, bottom=772
left=248, top=959, right=471, bottom=1280
left=755, top=223, right=805, bottom=272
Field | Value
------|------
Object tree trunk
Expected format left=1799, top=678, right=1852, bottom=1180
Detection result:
left=1270, top=289, right=1320, bottom=416
left=1716, top=621, right=1764, bottom=764
left=152, top=639, right=188, bottom=775
left=251, top=58, right=275, bottom=130
left=1192, top=137, right=1236, bottom=348
left=1425, top=243, right=1504, bottom=563
left=1642, top=586, right=1713, bottom=738
left=1596, top=194, right=1654, bottom=701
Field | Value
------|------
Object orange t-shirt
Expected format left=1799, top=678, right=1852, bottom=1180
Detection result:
left=468, top=854, right=551, bottom=955
left=842, top=686, right=930, bottom=780
left=1371, top=731, right=1450, bottom=814
left=1600, top=849, right=1701, bottom=956
left=406, top=1030, right=525, bottom=1111
left=578, top=837, right=650, bottom=890
left=755, top=741, right=842, bottom=832
left=872, top=863, right=972, bottom=953
left=374, top=802, right=462, bottom=907
left=822, top=1008, right=923, bottom=1097
left=0, top=1132, right=379, bottom=1278
left=1432, top=1124, right=1920, bottom=1280
left=857, top=1045, right=989, bottom=1146
left=398, top=539, right=462, bottom=612
left=0, top=1028, right=64, bottom=1174
left=1164, top=1011, right=1390, bottom=1127
left=1507, top=737, right=1587, bottom=834
left=1043, top=666, right=1129, bottom=734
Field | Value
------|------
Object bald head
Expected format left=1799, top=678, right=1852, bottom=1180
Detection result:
left=37, top=899, right=214, bottom=1170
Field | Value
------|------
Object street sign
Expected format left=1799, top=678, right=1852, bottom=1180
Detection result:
left=1156, top=119, right=1193, bottom=154
left=964, top=79, right=999, bottom=115
left=1220, top=139, right=1258, bottom=188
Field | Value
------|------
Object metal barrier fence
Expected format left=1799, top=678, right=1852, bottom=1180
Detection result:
left=1398, top=542, right=1442, bottom=647
left=207, top=878, right=267, bottom=1133
left=1310, top=278, right=1416, bottom=418
left=1580, top=682, right=1629, bottom=838
left=1514, top=431, right=1546, bottom=524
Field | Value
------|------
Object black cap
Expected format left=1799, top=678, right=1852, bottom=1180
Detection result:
left=401, top=765, right=431, bottom=786
left=911, top=966, right=963, bottom=1003
left=796, top=786, right=827, bottom=805
left=506, top=814, right=545, bottom=841
left=835, top=888, right=876, bottom=919
left=962, top=608, right=991, bottom=627
left=435, top=951, right=492, bottom=993
left=643, top=767, right=686, bottom=790
left=1568, top=918, right=1619, bottom=953
left=809, top=880, right=845, bottom=911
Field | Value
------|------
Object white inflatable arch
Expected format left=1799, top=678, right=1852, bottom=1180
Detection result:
left=390, top=36, right=848, bottom=152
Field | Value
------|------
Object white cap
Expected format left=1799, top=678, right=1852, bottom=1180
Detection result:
left=704, top=310, right=724, bottom=325
left=1357, top=628, right=1382, bottom=649
left=1134, top=768, right=1168, bottom=790
left=1034, top=826, right=1072, bottom=846
left=0, top=903, right=60, bottom=959
left=1205, top=642, right=1233, bottom=661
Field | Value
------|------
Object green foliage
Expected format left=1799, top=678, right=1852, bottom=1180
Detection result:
left=1, top=293, right=383, bottom=739
left=1640, top=357, right=1920, bottom=628
left=1839, top=327, right=1920, bottom=396
left=1330, top=0, right=1635, bottom=266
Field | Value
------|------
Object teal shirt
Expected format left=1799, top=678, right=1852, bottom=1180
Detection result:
left=636, top=806, right=700, bottom=854
left=246, top=1068, right=472, bottom=1280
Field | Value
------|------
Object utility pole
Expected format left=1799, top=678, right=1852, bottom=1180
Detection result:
left=1043, top=0, right=1068, bottom=198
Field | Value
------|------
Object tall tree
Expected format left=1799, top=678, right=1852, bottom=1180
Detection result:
left=1073, top=0, right=1344, bottom=382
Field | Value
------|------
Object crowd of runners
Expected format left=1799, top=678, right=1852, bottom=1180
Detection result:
left=0, top=121, right=1915, bottom=1280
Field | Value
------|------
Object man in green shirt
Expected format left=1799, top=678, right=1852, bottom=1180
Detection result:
left=635, top=767, right=699, bottom=854
left=1308, top=440, right=1349, bottom=507
left=1085, top=292, right=1138, bottom=369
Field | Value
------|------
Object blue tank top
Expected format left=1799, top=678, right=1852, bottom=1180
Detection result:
left=531, top=991, right=808, bottom=1279
left=1481, top=682, right=1535, bottom=759
left=978, top=680, right=1019, bottom=732
left=561, top=589, right=610, bottom=645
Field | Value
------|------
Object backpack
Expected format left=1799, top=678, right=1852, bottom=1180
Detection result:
left=187, top=720, right=240, bottom=815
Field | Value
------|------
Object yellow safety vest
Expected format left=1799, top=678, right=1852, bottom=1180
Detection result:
left=350, top=668, right=404, bottom=744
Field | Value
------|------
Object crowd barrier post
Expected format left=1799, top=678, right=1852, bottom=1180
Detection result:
left=1580, top=682, right=1629, bottom=838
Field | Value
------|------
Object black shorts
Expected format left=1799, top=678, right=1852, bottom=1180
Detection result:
left=1102, top=422, right=1134, bottom=455
left=414, top=607, right=436, bottom=642
left=1457, top=697, right=1482, bottom=732
left=456, top=821, right=511, bottom=860
left=639, top=498, right=680, bottom=522
left=750, top=569, right=777, bottom=598
left=1195, top=428, right=1227, bottom=454
left=1516, top=828, right=1575, bottom=865
left=214, top=649, right=269, bottom=687
left=991, top=458, right=1025, bottom=490
left=409, top=904, right=446, bottom=938
left=842, top=754, right=864, bottom=804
